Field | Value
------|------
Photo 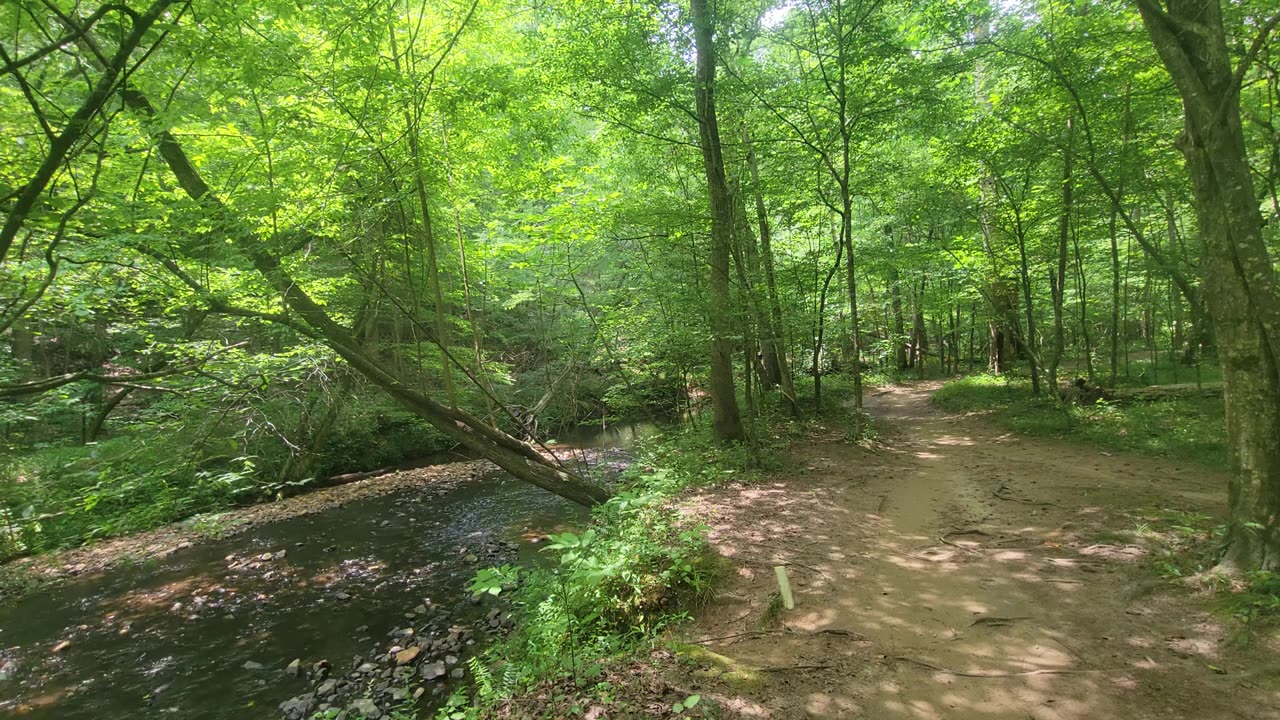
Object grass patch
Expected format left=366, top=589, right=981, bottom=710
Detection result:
left=434, top=430, right=729, bottom=719
left=932, top=374, right=1227, bottom=469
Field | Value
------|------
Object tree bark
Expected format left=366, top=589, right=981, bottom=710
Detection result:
left=1137, top=0, right=1280, bottom=570
left=691, top=0, right=746, bottom=443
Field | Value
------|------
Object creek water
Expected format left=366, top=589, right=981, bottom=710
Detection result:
left=0, top=421, right=659, bottom=719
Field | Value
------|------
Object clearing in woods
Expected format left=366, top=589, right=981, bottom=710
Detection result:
left=674, top=382, right=1277, bottom=720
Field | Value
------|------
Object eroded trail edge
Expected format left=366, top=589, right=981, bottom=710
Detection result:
left=675, top=383, right=1275, bottom=720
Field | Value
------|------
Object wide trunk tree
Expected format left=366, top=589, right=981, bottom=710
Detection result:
left=691, top=0, right=746, bottom=443
left=1137, top=0, right=1280, bottom=570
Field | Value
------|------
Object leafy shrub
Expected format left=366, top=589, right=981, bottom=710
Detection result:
left=0, top=431, right=250, bottom=559
left=448, top=435, right=722, bottom=717
left=313, top=400, right=453, bottom=477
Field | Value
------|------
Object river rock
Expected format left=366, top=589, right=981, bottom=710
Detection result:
left=450, top=667, right=465, bottom=679
left=348, top=698, right=382, bottom=718
left=420, top=661, right=446, bottom=680
left=357, top=662, right=377, bottom=674
left=394, top=647, right=419, bottom=665
left=0, top=660, right=17, bottom=681
left=334, top=591, right=352, bottom=601
left=317, top=679, right=337, bottom=697
left=286, top=658, right=302, bottom=677
left=51, top=640, right=71, bottom=653
left=242, top=660, right=265, bottom=670
left=279, top=695, right=316, bottom=719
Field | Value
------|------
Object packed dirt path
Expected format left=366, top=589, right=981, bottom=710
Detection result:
left=674, top=382, right=1278, bottom=720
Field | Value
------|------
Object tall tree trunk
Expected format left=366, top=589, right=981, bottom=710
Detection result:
left=745, top=132, right=798, bottom=415
left=691, top=0, right=745, bottom=443
left=442, top=124, right=493, bottom=417
left=813, top=235, right=845, bottom=410
left=1012, top=210, right=1042, bottom=395
left=1138, top=0, right=1280, bottom=570
left=1048, top=114, right=1075, bottom=394
left=887, top=230, right=908, bottom=370
left=1109, top=204, right=1122, bottom=387
left=390, top=24, right=456, bottom=407
left=912, top=279, right=927, bottom=380
left=1072, top=219, right=1095, bottom=383
left=841, top=206, right=864, bottom=408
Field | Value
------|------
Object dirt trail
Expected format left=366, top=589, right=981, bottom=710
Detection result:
left=675, top=383, right=1277, bottom=720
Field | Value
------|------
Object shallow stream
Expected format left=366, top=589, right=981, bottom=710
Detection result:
left=0, top=422, right=657, bottom=719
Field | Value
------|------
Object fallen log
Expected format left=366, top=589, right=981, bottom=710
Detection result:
left=1109, top=383, right=1223, bottom=403
left=1058, top=379, right=1223, bottom=405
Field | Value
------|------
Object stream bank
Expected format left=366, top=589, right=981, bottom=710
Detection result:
left=0, top=424, right=657, bottom=719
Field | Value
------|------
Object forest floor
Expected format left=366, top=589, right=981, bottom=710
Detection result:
left=665, top=382, right=1277, bottom=720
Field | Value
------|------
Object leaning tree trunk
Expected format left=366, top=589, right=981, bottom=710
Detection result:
left=124, top=90, right=611, bottom=508
left=1137, top=0, right=1280, bottom=570
left=691, top=0, right=746, bottom=443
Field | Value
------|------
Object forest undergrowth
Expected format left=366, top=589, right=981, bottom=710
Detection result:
left=933, top=371, right=1228, bottom=470
left=424, top=382, right=867, bottom=720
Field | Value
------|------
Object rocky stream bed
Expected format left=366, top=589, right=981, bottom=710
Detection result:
left=0, top=425, right=653, bottom=720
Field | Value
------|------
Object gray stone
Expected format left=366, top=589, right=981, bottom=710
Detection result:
left=357, top=662, right=378, bottom=674
left=348, top=698, right=382, bottom=719
left=450, top=667, right=465, bottom=679
left=285, top=658, right=302, bottom=677
left=317, top=679, right=337, bottom=697
left=0, top=660, right=16, bottom=681
left=279, top=696, right=316, bottom=720
left=419, top=661, right=446, bottom=680
left=444, top=655, right=458, bottom=666
left=242, top=660, right=265, bottom=671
